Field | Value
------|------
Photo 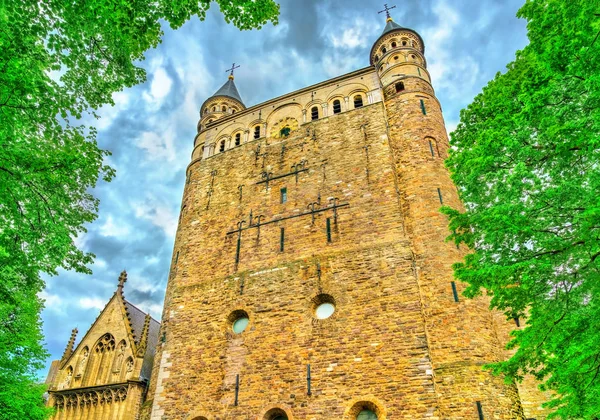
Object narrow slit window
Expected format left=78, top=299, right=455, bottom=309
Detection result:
left=326, top=218, right=332, bottom=243
left=417, top=67, right=422, bottom=76
left=280, top=228, right=285, bottom=252
left=514, top=317, right=520, bottom=327
left=235, top=133, right=241, bottom=146
left=280, top=187, right=287, bottom=204
left=420, top=99, right=427, bottom=115
left=429, top=140, right=435, bottom=157
left=333, top=100, right=341, bottom=114
left=174, top=251, right=179, bottom=264
left=476, top=401, right=484, bottom=420
left=254, top=126, right=260, bottom=139
left=451, top=281, right=459, bottom=302
left=395, top=82, right=405, bottom=92
left=219, top=140, right=226, bottom=152
left=311, top=106, right=319, bottom=120
left=353, top=95, right=363, bottom=108
left=381, top=47, right=387, bottom=54
left=437, top=188, right=443, bottom=204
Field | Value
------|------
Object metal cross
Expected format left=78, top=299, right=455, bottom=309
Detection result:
left=225, top=63, right=240, bottom=77
left=378, top=3, right=396, bottom=19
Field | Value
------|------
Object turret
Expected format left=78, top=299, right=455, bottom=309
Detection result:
left=197, top=65, right=246, bottom=133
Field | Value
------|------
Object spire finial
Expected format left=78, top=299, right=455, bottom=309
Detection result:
left=378, top=3, right=396, bottom=21
left=225, top=63, right=240, bottom=80
left=61, top=328, right=78, bottom=362
left=117, top=270, right=127, bottom=292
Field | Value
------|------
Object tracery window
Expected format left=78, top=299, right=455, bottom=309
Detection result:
left=235, top=133, right=241, bottom=146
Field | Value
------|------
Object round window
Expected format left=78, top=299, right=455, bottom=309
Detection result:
left=232, top=316, right=249, bottom=334
left=315, top=302, right=335, bottom=319
left=357, top=409, right=378, bottom=420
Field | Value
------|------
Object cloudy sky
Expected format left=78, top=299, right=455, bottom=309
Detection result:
left=39, top=0, right=529, bottom=377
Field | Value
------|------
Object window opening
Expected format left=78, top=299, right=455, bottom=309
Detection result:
left=429, top=140, right=435, bottom=157
left=311, top=106, right=319, bottom=120
left=326, top=218, right=332, bottom=242
left=420, top=99, right=427, bottom=115
left=222, top=106, right=227, bottom=112
left=476, top=401, right=484, bottom=420
left=395, top=82, right=405, bottom=92
left=402, top=40, right=407, bottom=46
left=219, top=140, right=226, bottom=152
left=280, top=126, right=291, bottom=137
left=391, top=42, right=397, bottom=48
left=381, top=47, right=386, bottom=54
left=280, top=228, right=285, bottom=252
left=232, top=316, right=248, bottom=334
left=235, top=133, right=241, bottom=146
left=357, top=410, right=378, bottom=420
left=437, top=188, right=443, bottom=204
left=254, top=126, right=260, bottom=139
left=353, top=95, right=363, bottom=108
left=333, top=100, right=341, bottom=114
left=417, top=67, right=422, bottom=76
left=280, top=187, right=287, bottom=204
left=451, top=281, right=459, bottom=302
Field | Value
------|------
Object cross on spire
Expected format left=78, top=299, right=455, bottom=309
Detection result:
left=378, top=3, right=396, bottom=20
left=225, top=62, right=240, bottom=79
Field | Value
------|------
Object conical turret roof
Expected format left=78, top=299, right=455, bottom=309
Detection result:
left=381, top=19, right=403, bottom=35
left=209, top=77, right=244, bottom=106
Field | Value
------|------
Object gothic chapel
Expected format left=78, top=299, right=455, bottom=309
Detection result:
left=45, top=272, right=160, bottom=419
left=47, top=9, right=550, bottom=420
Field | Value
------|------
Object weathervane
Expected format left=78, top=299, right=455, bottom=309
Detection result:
left=225, top=62, right=240, bottom=79
left=378, top=3, right=396, bottom=20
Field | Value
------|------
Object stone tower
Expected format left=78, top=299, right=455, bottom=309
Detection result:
left=145, top=12, right=549, bottom=420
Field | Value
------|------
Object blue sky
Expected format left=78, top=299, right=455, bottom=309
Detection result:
left=39, top=0, right=529, bottom=377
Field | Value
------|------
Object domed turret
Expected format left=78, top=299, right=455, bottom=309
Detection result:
left=198, top=66, right=246, bottom=132
left=370, top=12, right=429, bottom=94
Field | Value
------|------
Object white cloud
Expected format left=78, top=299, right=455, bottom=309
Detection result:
left=136, top=130, right=177, bottom=162
left=330, top=25, right=367, bottom=49
left=99, top=215, right=130, bottom=237
left=39, top=291, right=63, bottom=312
left=142, top=67, right=173, bottom=109
left=134, top=199, right=178, bottom=238
left=78, top=297, right=106, bottom=311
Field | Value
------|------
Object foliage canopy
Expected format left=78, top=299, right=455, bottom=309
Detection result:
left=443, top=0, right=600, bottom=418
left=0, top=0, right=278, bottom=418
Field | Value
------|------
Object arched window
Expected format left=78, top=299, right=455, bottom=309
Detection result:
left=212, top=106, right=216, bottom=112
left=254, top=126, right=260, bottom=139
left=232, top=109, right=236, bottom=114
left=311, top=106, right=319, bottom=120
left=353, top=95, right=363, bottom=108
left=235, top=133, right=241, bottom=146
left=333, top=100, right=341, bottom=114
left=264, top=408, right=289, bottom=420
left=381, top=47, right=387, bottom=54
left=391, top=41, right=397, bottom=48
left=219, top=140, right=226, bottom=152
left=395, top=82, right=405, bottom=92
left=221, top=105, right=227, bottom=112
left=402, top=40, right=407, bottom=46
left=374, top=55, right=379, bottom=61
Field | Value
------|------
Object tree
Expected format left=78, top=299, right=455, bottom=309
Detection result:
left=0, top=0, right=279, bottom=418
left=442, top=0, right=600, bottom=418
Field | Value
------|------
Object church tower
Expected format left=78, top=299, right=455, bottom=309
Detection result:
left=144, top=9, right=548, bottom=420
